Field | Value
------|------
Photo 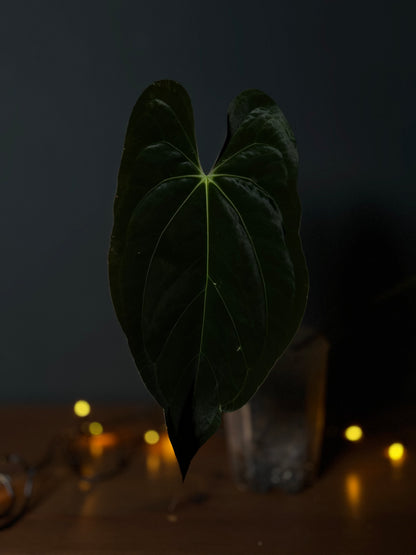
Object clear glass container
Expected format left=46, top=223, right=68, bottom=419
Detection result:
left=224, top=328, right=329, bottom=493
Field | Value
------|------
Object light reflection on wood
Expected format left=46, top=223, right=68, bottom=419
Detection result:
left=159, top=432, right=176, bottom=463
left=87, top=432, right=118, bottom=458
left=146, top=453, right=161, bottom=477
left=145, top=432, right=176, bottom=477
left=345, top=473, right=362, bottom=517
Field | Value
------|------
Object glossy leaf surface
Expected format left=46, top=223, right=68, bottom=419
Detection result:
left=109, top=80, right=308, bottom=476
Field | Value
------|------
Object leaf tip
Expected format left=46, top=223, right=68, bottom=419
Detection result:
left=164, top=407, right=199, bottom=481
left=164, top=404, right=222, bottom=481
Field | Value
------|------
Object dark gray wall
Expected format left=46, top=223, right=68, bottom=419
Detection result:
left=1, top=1, right=415, bottom=412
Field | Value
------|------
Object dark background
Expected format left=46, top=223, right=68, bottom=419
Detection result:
left=1, top=1, right=415, bottom=423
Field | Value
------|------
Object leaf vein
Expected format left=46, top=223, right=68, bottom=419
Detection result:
left=214, top=142, right=280, bottom=172
left=200, top=353, right=220, bottom=402
left=155, top=288, right=205, bottom=363
left=209, top=277, right=249, bottom=404
left=160, top=140, right=201, bottom=172
left=209, top=180, right=269, bottom=335
left=153, top=98, right=200, bottom=163
left=169, top=353, right=199, bottom=407
left=194, top=180, right=210, bottom=389
left=141, top=179, right=204, bottom=358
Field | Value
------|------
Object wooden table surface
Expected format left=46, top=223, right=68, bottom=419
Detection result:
left=0, top=404, right=415, bottom=555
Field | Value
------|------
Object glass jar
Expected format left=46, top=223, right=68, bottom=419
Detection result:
left=224, top=328, right=329, bottom=493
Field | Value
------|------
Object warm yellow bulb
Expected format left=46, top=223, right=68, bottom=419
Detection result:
left=344, top=425, right=363, bottom=442
left=73, top=400, right=91, bottom=418
left=144, top=430, right=160, bottom=445
left=88, top=421, right=103, bottom=435
left=387, top=443, right=405, bottom=461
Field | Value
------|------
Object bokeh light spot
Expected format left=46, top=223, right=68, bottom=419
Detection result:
left=88, top=422, right=103, bottom=436
left=144, top=430, right=160, bottom=445
left=345, top=472, right=362, bottom=513
left=387, top=442, right=405, bottom=461
left=344, top=425, right=363, bottom=442
left=73, top=400, right=91, bottom=418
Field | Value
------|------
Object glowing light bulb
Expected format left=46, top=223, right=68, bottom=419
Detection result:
left=88, top=421, right=103, bottom=435
left=344, top=425, right=363, bottom=442
left=387, top=443, right=405, bottom=462
left=144, top=430, right=160, bottom=445
left=73, top=400, right=91, bottom=418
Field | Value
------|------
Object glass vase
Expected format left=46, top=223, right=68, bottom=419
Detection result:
left=224, top=328, right=329, bottom=493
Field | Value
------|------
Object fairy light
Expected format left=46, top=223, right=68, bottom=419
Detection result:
left=88, top=422, right=103, bottom=436
left=344, top=425, right=363, bottom=442
left=387, top=443, right=405, bottom=462
left=144, top=430, right=160, bottom=445
left=73, top=400, right=91, bottom=418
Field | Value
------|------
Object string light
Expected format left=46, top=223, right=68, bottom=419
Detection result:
left=88, top=422, right=103, bottom=436
left=387, top=443, right=405, bottom=462
left=344, top=425, right=363, bottom=442
left=73, top=400, right=91, bottom=418
left=144, top=430, right=160, bottom=445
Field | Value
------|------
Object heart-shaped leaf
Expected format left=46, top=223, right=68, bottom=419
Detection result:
left=109, top=80, right=308, bottom=477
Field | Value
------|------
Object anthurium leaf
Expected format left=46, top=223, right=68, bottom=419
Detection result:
left=109, top=80, right=308, bottom=477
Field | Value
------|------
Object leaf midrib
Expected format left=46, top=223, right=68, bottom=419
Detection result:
left=208, top=176, right=269, bottom=338
left=138, top=168, right=269, bottom=404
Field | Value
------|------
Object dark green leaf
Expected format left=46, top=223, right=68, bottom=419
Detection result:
left=109, top=80, right=308, bottom=477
